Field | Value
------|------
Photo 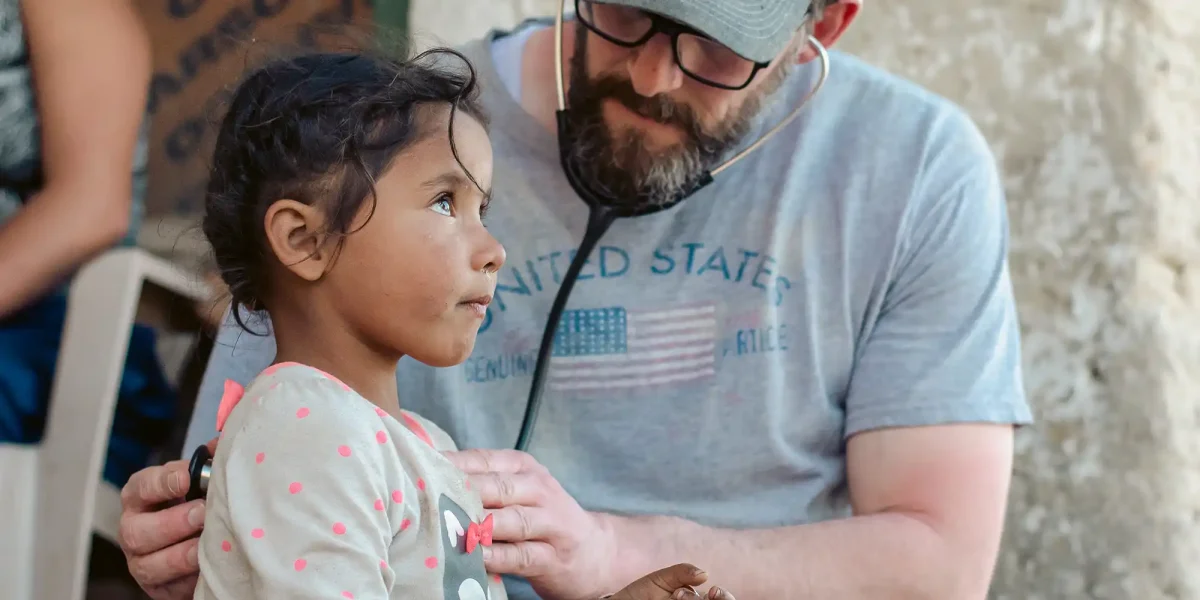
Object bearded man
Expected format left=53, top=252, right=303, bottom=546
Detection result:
left=117, top=2, right=1031, bottom=599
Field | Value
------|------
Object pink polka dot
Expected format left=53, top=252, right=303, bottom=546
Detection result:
left=294, top=558, right=307, bottom=571
left=338, top=445, right=352, bottom=457
left=375, top=431, right=388, bottom=444
left=296, top=407, right=310, bottom=419
left=400, top=518, right=411, bottom=531
left=465, top=479, right=471, bottom=491
left=375, top=407, right=388, bottom=418
left=289, top=482, right=303, bottom=494
left=342, top=593, right=355, bottom=599
left=333, top=522, right=346, bottom=535
left=251, top=528, right=264, bottom=539
left=391, top=490, right=403, bottom=503
left=380, top=560, right=388, bottom=570
left=493, top=575, right=502, bottom=583
left=374, top=499, right=385, bottom=511
left=255, top=452, right=265, bottom=464
left=221, top=540, right=232, bottom=552
left=417, top=479, right=426, bottom=491
left=425, top=557, right=438, bottom=569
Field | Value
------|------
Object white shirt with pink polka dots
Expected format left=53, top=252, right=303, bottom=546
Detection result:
left=194, top=362, right=508, bottom=600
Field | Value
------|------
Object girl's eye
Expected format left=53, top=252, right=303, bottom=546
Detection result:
left=431, top=194, right=453, bottom=216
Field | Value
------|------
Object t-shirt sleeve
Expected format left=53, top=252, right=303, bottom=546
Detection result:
left=843, top=140, right=1032, bottom=437
left=212, top=379, right=410, bottom=599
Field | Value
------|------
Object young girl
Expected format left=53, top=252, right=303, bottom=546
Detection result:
left=192, top=47, right=734, bottom=600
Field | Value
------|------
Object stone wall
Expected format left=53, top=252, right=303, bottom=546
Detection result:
left=842, top=4, right=1200, bottom=598
left=408, top=1, right=1200, bottom=597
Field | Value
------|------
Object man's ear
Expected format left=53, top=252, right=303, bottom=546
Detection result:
left=797, top=0, right=861, bottom=63
left=263, top=199, right=331, bottom=283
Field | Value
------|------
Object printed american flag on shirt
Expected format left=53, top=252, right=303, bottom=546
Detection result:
left=548, top=304, right=717, bottom=391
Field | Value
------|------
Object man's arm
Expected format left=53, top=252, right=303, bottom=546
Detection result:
left=603, top=423, right=1013, bottom=599
left=0, top=0, right=151, bottom=317
left=455, top=424, right=1014, bottom=600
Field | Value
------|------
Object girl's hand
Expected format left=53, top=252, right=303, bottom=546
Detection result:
left=607, top=564, right=735, bottom=600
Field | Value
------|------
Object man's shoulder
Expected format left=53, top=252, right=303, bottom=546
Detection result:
left=725, top=50, right=1003, bottom=255
left=819, top=50, right=994, bottom=168
left=752, top=49, right=999, bottom=207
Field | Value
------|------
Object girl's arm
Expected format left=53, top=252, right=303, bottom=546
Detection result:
left=201, top=378, right=417, bottom=599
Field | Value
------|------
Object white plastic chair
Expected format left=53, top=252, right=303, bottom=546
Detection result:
left=0, top=246, right=210, bottom=600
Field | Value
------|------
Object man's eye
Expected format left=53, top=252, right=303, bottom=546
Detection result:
left=432, top=194, right=453, bottom=216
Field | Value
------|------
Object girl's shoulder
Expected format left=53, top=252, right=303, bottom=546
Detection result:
left=247, top=361, right=357, bottom=397
left=394, top=409, right=458, bottom=453
left=215, top=362, right=376, bottom=439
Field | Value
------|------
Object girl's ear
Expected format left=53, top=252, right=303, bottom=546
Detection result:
left=263, top=199, right=332, bottom=282
left=796, top=1, right=861, bottom=64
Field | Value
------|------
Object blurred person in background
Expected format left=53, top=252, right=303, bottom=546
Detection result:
left=0, top=0, right=175, bottom=487
left=118, top=1, right=1031, bottom=599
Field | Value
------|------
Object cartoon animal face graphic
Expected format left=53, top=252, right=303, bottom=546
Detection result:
left=439, top=494, right=492, bottom=600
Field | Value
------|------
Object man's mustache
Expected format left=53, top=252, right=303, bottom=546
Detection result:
left=586, top=75, right=703, bottom=135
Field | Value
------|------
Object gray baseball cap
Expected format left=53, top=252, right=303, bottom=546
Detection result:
left=598, top=0, right=814, bottom=63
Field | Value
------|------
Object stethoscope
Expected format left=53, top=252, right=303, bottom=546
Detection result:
left=186, top=3, right=830, bottom=502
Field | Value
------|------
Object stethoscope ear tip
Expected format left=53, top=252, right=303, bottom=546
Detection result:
left=186, top=444, right=213, bottom=502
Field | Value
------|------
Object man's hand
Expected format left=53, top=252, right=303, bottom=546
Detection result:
left=117, top=439, right=215, bottom=600
left=445, top=449, right=617, bottom=600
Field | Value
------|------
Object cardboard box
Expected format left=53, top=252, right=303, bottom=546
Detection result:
left=135, top=0, right=376, bottom=218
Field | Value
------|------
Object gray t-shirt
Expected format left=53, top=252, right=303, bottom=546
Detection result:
left=186, top=23, right=1031, bottom=598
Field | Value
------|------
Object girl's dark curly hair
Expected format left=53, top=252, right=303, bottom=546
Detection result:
left=201, top=47, right=487, bottom=334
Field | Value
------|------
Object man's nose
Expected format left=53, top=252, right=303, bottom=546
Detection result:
left=626, top=34, right=684, bottom=97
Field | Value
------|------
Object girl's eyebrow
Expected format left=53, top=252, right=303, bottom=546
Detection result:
left=420, top=171, right=493, bottom=200
left=419, top=171, right=469, bottom=190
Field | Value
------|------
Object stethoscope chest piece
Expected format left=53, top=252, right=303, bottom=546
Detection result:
left=187, top=444, right=213, bottom=502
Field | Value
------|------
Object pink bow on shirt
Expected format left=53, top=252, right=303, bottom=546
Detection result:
left=465, top=513, right=494, bottom=554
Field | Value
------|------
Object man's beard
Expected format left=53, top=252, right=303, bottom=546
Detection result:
left=559, top=31, right=790, bottom=212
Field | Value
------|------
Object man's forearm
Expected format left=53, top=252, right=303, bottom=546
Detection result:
left=600, top=510, right=973, bottom=600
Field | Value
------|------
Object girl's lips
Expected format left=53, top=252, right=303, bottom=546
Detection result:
left=459, top=295, right=491, bottom=318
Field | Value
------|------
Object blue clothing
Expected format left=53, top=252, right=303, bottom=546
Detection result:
left=0, top=292, right=177, bottom=486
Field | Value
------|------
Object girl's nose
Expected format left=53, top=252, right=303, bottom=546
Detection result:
left=473, top=228, right=506, bottom=274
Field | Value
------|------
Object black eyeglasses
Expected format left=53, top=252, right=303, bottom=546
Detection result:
left=574, top=0, right=772, bottom=91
